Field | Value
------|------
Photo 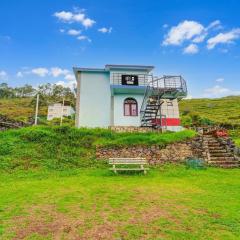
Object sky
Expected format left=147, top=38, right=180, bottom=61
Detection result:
left=0, top=0, right=240, bottom=98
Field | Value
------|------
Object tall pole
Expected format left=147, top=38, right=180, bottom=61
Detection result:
left=60, top=98, right=65, bottom=126
left=34, top=94, right=39, bottom=125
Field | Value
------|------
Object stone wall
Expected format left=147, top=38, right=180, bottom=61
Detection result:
left=96, top=136, right=204, bottom=165
left=109, top=126, right=160, bottom=133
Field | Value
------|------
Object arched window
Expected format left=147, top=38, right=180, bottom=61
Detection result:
left=124, top=98, right=138, bottom=116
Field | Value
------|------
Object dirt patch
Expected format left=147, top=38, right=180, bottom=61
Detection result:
left=7, top=200, right=221, bottom=240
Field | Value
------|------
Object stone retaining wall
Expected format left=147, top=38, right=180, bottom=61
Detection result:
left=96, top=136, right=204, bottom=165
left=109, top=126, right=160, bottom=133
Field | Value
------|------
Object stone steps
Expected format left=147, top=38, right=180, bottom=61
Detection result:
left=210, top=156, right=235, bottom=161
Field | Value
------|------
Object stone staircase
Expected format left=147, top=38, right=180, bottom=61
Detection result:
left=203, top=133, right=239, bottom=168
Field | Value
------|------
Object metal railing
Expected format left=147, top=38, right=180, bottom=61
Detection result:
left=150, top=75, right=187, bottom=93
left=111, top=73, right=153, bottom=86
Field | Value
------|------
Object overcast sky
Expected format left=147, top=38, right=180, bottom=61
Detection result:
left=0, top=0, right=240, bottom=98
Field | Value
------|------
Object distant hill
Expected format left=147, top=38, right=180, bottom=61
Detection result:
left=0, top=96, right=240, bottom=127
left=0, top=98, right=47, bottom=122
left=179, top=96, right=240, bottom=127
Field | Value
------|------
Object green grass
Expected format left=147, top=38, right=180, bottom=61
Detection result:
left=1, top=166, right=240, bottom=239
left=179, top=96, right=240, bottom=126
left=0, top=126, right=195, bottom=171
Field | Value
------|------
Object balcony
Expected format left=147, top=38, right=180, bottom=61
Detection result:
left=110, top=73, right=153, bottom=94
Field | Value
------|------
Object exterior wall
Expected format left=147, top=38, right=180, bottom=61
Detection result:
left=161, top=99, right=181, bottom=131
left=76, top=71, right=111, bottom=128
left=47, top=104, right=75, bottom=120
left=113, top=94, right=144, bottom=126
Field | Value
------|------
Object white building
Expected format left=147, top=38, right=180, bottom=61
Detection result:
left=73, top=64, right=187, bottom=131
left=47, top=103, right=75, bottom=121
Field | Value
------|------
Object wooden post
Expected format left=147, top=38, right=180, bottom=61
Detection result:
left=34, top=94, right=39, bottom=125
left=60, top=98, right=65, bottom=126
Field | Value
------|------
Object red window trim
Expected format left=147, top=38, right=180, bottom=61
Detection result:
left=124, top=98, right=138, bottom=116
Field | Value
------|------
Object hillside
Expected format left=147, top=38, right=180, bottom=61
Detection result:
left=0, top=98, right=47, bottom=122
left=179, top=96, right=240, bottom=126
left=0, top=126, right=195, bottom=171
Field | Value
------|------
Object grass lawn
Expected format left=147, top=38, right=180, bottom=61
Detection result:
left=1, top=166, right=240, bottom=240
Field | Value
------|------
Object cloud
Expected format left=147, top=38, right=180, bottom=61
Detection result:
left=162, top=24, right=168, bottom=29
left=206, top=20, right=222, bottom=31
left=0, top=70, right=8, bottom=81
left=32, top=68, right=49, bottom=77
left=183, top=44, right=199, bottom=54
left=16, top=71, right=24, bottom=78
left=216, top=78, right=224, bottom=82
left=54, top=9, right=96, bottom=28
left=163, top=20, right=205, bottom=46
left=98, top=27, right=112, bottom=33
left=77, top=35, right=91, bottom=42
left=50, top=67, right=69, bottom=77
left=67, top=29, right=81, bottom=36
left=59, top=29, right=65, bottom=33
left=64, top=74, right=75, bottom=81
left=56, top=80, right=76, bottom=89
left=207, top=28, right=240, bottom=49
left=203, top=85, right=240, bottom=98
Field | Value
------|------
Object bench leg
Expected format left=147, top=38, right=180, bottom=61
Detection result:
left=113, top=165, right=117, bottom=174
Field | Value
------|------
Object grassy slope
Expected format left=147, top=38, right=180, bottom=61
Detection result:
left=180, top=96, right=240, bottom=146
left=179, top=96, right=240, bottom=126
left=1, top=167, right=240, bottom=239
left=0, top=126, right=195, bottom=171
left=0, top=98, right=47, bottom=122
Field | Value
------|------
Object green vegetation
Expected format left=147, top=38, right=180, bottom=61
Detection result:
left=0, top=126, right=195, bottom=171
left=179, top=96, right=240, bottom=127
left=0, top=98, right=46, bottom=122
left=1, top=166, right=240, bottom=239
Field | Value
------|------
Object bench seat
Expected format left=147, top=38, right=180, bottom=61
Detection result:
left=109, top=158, right=149, bottom=174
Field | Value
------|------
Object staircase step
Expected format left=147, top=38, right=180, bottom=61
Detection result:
left=208, top=160, right=239, bottom=165
left=210, top=156, right=235, bottom=161
left=209, top=163, right=239, bottom=168
left=209, top=149, right=227, bottom=153
left=210, top=153, right=232, bottom=157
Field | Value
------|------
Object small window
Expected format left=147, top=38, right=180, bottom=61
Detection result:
left=167, top=101, right=173, bottom=106
left=124, top=98, right=138, bottom=116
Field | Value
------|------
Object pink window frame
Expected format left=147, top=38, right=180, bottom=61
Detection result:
left=124, top=98, right=138, bottom=116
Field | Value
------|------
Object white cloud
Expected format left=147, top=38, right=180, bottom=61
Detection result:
left=206, top=20, right=222, bottom=30
left=0, top=70, right=7, bottom=80
left=192, top=34, right=207, bottom=43
left=183, top=44, right=199, bottom=54
left=203, top=85, right=240, bottom=98
left=77, top=35, right=91, bottom=42
left=98, top=27, right=112, bottom=33
left=67, top=29, right=81, bottom=36
left=54, top=11, right=73, bottom=22
left=50, top=67, right=69, bottom=77
left=216, top=78, right=224, bottom=82
left=59, top=29, right=65, bottom=33
left=32, top=68, right=49, bottom=77
left=64, top=74, right=75, bottom=81
left=54, top=9, right=96, bottom=28
left=163, top=20, right=205, bottom=45
left=16, top=71, right=24, bottom=78
left=207, top=28, right=240, bottom=49
left=82, top=18, right=96, bottom=28
left=56, top=80, right=76, bottom=89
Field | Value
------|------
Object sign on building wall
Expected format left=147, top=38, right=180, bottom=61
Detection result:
left=121, top=75, right=139, bottom=86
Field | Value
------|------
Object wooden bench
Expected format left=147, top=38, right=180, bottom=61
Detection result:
left=109, top=158, right=149, bottom=174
